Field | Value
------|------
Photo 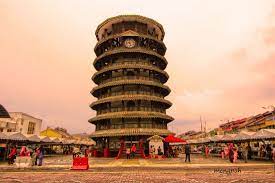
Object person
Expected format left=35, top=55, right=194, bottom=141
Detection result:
left=8, top=146, right=17, bottom=165
left=149, top=145, right=153, bottom=158
left=205, top=145, right=209, bottom=158
left=37, top=146, right=44, bottom=166
left=131, top=144, right=136, bottom=159
left=224, top=145, right=229, bottom=159
left=152, top=146, right=156, bottom=158
left=85, top=148, right=89, bottom=157
left=126, top=147, right=131, bottom=159
left=19, top=146, right=28, bottom=156
left=272, top=144, right=275, bottom=163
left=73, top=146, right=80, bottom=158
left=265, top=144, right=272, bottom=160
left=242, top=143, right=248, bottom=163
left=185, top=143, right=191, bottom=162
left=229, top=143, right=234, bottom=163
left=247, top=144, right=252, bottom=160
left=221, top=148, right=225, bottom=159
left=157, top=146, right=162, bottom=156
left=233, top=147, right=238, bottom=163
left=30, top=147, right=37, bottom=166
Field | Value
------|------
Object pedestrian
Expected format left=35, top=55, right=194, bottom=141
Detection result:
left=242, top=143, right=248, bottom=163
left=185, top=143, right=191, bottom=162
left=265, top=144, right=272, bottom=160
left=205, top=145, right=209, bottom=158
left=126, top=147, right=131, bottom=159
left=229, top=143, right=234, bottom=163
left=131, top=144, right=136, bottom=159
left=8, top=146, right=17, bottom=165
left=233, top=147, right=238, bottom=163
left=152, top=146, right=156, bottom=158
left=31, top=147, right=37, bottom=166
left=247, top=144, right=252, bottom=160
left=272, top=144, right=275, bottom=163
left=37, top=146, right=44, bottom=166
left=19, top=146, right=27, bottom=156
left=157, top=146, right=162, bottom=156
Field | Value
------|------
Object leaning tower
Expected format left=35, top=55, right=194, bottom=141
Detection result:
left=89, top=15, right=173, bottom=157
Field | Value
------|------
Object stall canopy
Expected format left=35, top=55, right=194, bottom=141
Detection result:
left=164, top=134, right=186, bottom=144
left=234, top=131, right=255, bottom=141
left=210, top=135, right=223, bottom=142
left=0, top=132, right=8, bottom=140
left=6, top=132, right=28, bottom=141
left=251, top=129, right=275, bottom=140
left=40, top=136, right=53, bottom=143
left=26, top=134, right=41, bottom=142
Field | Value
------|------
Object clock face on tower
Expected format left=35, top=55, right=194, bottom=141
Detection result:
left=124, top=38, right=136, bottom=48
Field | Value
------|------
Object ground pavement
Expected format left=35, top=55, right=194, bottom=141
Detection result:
left=0, top=154, right=274, bottom=182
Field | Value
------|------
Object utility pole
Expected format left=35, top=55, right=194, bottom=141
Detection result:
left=200, top=116, right=202, bottom=132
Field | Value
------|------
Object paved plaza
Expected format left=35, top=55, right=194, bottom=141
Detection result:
left=0, top=155, right=274, bottom=182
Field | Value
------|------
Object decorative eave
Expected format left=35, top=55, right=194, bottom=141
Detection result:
left=89, top=111, right=174, bottom=123
left=90, top=128, right=173, bottom=138
left=95, top=15, right=165, bottom=40
left=93, top=47, right=167, bottom=67
left=91, top=79, right=171, bottom=97
left=90, top=94, right=172, bottom=109
left=92, top=62, right=169, bottom=83
left=94, top=32, right=166, bottom=54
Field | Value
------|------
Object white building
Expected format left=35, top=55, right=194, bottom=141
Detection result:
left=8, top=112, right=42, bottom=135
left=0, top=118, right=17, bottom=133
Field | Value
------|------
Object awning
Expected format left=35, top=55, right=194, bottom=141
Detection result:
left=251, top=129, right=275, bottom=140
left=6, top=132, right=28, bottom=141
left=164, top=134, right=186, bottom=144
left=0, top=132, right=8, bottom=140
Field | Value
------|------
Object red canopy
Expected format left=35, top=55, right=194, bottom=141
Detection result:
left=164, top=134, right=186, bottom=144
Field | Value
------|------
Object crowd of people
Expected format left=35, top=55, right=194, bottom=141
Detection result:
left=8, top=145, right=44, bottom=166
left=149, top=145, right=163, bottom=158
left=198, top=142, right=275, bottom=163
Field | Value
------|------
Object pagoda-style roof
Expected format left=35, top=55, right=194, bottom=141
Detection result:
left=90, top=94, right=172, bottom=110
left=0, top=104, right=10, bottom=118
left=92, top=62, right=169, bottom=83
left=90, top=128, right=173, bottom=138
left=93, top=47, right=167, bottom=67
left=89, top=111, right=174, bottom=123
left=91, top=79, right=170, bottom=97
left=95, top=15, right=165, bottom=40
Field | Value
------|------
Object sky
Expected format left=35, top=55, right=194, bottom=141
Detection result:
left=0, top=0, right=275, bottom=134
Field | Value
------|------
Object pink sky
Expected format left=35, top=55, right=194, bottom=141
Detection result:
left=0, top=0, right=274, bottom=134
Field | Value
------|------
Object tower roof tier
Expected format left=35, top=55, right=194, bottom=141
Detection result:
left=89, top=111, right=174, bottom=123
left=90, top=128, right=173, bottom=138
left=93, top=47, right=167, bottom=69
left=91, top=79, right=170, bottom=97
left=95, top=15, right=165, bottom=41
left=90, top=94, right=172, bottom=110
left=92, top=62, right=169, bottom=84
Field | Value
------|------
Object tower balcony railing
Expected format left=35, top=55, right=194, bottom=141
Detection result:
left=97, top=107, right=166, bottom=115
left=98, top=91, right=164, bottom=99
left=99, top=75, right=161, bottom=85
left=106, top=59, right=152, bottom=67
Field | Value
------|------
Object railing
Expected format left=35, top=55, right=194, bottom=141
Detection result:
left=97, top=107, right=166, bottom=115
left=99, top=75, right=161, bottom=85
left=98, top=91, right=164, bottom=99
left=100, top=59, right=158, bottom=70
